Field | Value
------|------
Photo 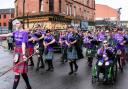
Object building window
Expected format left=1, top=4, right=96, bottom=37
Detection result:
left=11, top=14, right=14, bottom=18
left=73, top=6, right=76, bottom=17
left=79, top=8, right=81, bottom=16
left=49, top=0, right=54, bottom=13
left=4, top=23, right=6, bottom=26
left=87, top=0, right=89, bottom=6
left=3, top=14, right=6, bottom=18
left=40, top=0, right=44, bottom=12
left=59, top=0, right=61, bottom=13
left=66, top=4, right=69, bottom=15
left=84, top=10, right=86, bottom=19
left=69, top=5, right=72, bottom=16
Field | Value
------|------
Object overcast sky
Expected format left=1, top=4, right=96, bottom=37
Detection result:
left=0, top=0, right=128, bottom=20
left=96, top=0, right=128, bottom=21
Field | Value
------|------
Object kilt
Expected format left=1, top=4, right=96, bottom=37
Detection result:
left=67, top=46, right=78, bottom=60
left=28, top=47, right=34, bottom=56
left=13, top=47, right=28, bottom=73
left=44, top=50, right=54, bottom=60
left=61, top=46, right=67, bottom=59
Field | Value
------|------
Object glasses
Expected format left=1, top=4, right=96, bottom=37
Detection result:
left=103, top=42, right=108, bottom=44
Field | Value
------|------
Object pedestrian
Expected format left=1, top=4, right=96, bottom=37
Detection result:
left=7, top=36, right=13, bottom=51
left=0, top=19, right=32, bottom=89
left=65, top=26, right=78, bottom=75
left=83, top=31, right=96, bottom=67
left=43, top=30, right=55, bottom=71
left=34, top=24, right=45, bottom=71
left=59, top=31, right=67, bottom=63
left=27, top=31, right=35, bottom=66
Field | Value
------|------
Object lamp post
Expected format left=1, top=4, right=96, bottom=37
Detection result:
left=117, top=8, right=122, bottom=27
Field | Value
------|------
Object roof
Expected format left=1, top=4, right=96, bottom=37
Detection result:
left=0, top=8, right=15, bottom=14
left=95, top=4, right=118, bottom=20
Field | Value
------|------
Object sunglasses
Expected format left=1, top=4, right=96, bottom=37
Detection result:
left=103, top=42, right=108, bottom=44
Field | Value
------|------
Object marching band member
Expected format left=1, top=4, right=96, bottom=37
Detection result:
left=65, top=26, right=78, bottom=75
left=34, top=24, right=45, bottom=71
left=0, top=19, right=32, bottom=89
left=59, top=31, right=67, bottom=63
left=27, top=31, right=35, bottom=66
left=43, top=30, right=56, bottom=71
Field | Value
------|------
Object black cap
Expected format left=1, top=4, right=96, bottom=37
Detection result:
left=67, top=25, right=74, bottom=29
left=46, top=30, right=51, bottom=33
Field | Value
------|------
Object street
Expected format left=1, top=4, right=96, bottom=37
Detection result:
left=0, top=47, right=128, bottom=89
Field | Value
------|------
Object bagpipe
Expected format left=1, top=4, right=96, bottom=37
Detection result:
left=0, top=52, right=37, bottom=77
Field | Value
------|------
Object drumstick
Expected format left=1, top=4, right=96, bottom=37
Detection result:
left=0, top=52, right=37, bottom=77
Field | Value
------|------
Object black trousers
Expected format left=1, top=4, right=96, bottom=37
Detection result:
left=37, top=48, right=45, bottom=70
left=8, top=43, right=13, bottom=50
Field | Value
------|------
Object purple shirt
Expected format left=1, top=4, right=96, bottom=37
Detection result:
left=59, top=35, right=66, bottom=47
left=67, top=32, right=76, bottom=42
left=114, top=33, right=124, bottom=43
left=97, top=32, right=105, bottom=41
left=28, top=33, right=35, bottom=48
left=44, top=35, right=54, bottom=51
left=13, top=30, right=28, bottom=47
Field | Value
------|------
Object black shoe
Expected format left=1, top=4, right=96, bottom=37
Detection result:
left=39, top=65, right=45, bottom=69
left=28, top=64, right=34, bottom=66
left=74, top=66, right=78, bottom=72
left=50, top=68, right=54, bottom=72
left=26, top=86, right=32, bottom=89
left=46, top=68, right=50, bottom=71
left=36, top=68, right=39, bottom=71
left=68, top=71, right=73, bottom=75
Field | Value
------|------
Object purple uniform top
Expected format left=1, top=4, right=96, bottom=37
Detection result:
left=97, top=32, right=106, bottom=41
left=67, top=32, right=76, bottom=43
left=97, top=47, right=114, bottom=62
left=59, top=35, right=66, bottom=47
left=44, top=35, right=54, bottom=51
left=13, top=30, right=28, bottom=47
left=114, top=33, right=124, bottom=43
left=28, top=33, right=35, bottom=48
left=83, top=36, right=90, bottom=44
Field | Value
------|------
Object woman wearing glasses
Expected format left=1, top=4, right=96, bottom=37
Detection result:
left=0, top=20, right=32, bottom=89
left=96, top=40, right=114, bottom=82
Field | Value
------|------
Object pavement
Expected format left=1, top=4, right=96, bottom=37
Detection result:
left=0, top=47, right=128, bottom=89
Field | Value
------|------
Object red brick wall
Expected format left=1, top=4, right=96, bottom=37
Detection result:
left=0, top=13, right=13, bottom=27
left=15, top=0, right=95, bottom=21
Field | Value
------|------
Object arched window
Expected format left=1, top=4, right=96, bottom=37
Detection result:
left=40, top=0, right=44, bottom=12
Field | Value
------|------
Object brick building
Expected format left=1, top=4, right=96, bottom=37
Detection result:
left=0, top=8, right=15, bottom=33
left=0, top=8, right=15, bottom=27
left=95, top=4, right=119, bottom=27
left=14, top=0, right=95, bottom=29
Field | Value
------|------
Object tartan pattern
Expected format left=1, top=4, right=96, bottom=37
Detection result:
left=67, top=46, right=78, bottom=60
left=44, top=51, right=54, bottom=60
left=13, top=47, right=28, bottom=73
left=61, top=47, right=67, bottom=59
left=28, top=48, right=34, bottom=56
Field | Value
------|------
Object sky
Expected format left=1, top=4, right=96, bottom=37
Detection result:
left=96, top=0, right=128, bottom=21
left=0, top=0, right=128, bottom=20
